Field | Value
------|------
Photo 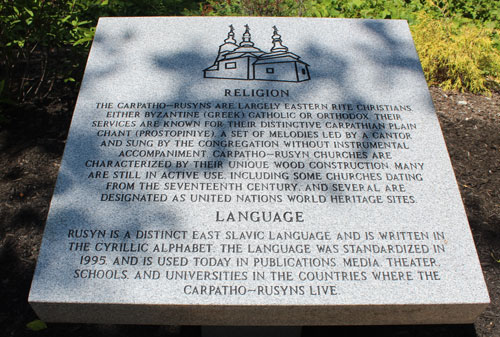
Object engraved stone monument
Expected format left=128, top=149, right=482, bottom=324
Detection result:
left=29, top=17, right=489, bottom=325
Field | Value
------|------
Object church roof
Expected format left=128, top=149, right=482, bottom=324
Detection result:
left=254, top=55, right=309, bottom=65
left=224, top=51, right=265, bottom=60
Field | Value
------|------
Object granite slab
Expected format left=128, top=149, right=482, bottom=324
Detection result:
left=29, top=17, right=489, bottom=325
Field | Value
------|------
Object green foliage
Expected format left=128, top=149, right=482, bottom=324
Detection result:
left=412, top=11, right=500, bottom=93
left=197, top=0, right=297, bottom=16
left=194, top=0, right=426, bottom=22
left=425, top=0, right=500, bottom=28
left=196, top=0, right=500, bottom=28
left=0, top=0, right=199, bottom=103
left=299, top=0, right=424, bottom=22
left=0, top=0, right=105, bottom=102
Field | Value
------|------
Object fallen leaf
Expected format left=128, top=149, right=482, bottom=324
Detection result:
left=26, top=319, right=47, bottom=331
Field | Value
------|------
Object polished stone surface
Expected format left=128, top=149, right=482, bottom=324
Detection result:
left=29, top=17, right=489, bottom=325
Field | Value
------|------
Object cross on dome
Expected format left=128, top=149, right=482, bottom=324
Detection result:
left=224, top=24, right=236, bottom=44
left=271, top=25, right=288, bottom=52
left=240, top=24, right=254, bottom=47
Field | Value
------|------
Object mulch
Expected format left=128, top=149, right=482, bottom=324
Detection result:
left=0, top=86, right=499, bottom=337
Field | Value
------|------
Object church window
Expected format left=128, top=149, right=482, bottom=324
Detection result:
left=225, top=62, right=236, bottom=69
left=302, top=68, right=306, bottom=75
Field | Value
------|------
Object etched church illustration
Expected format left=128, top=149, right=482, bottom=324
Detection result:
left=204, top=25, right=310, bottom=82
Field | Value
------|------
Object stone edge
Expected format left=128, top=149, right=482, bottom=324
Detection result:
left=30, top=301, right=489, bottom=325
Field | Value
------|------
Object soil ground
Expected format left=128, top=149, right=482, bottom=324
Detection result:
left=0, top=87, right=499, bottom=337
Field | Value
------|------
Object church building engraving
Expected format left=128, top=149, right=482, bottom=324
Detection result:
left=204, top=25, right=310, bottom=82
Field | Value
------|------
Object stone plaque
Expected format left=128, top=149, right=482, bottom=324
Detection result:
left=29, top=17, right=489, bottom=325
